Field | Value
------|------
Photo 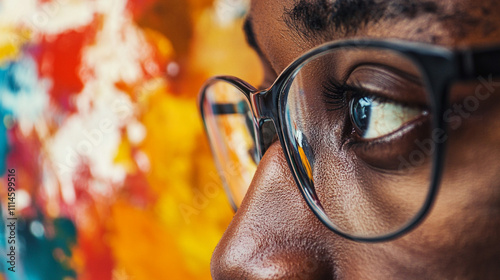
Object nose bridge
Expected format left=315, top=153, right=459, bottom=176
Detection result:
left=211, top=142, right=336, bottom=279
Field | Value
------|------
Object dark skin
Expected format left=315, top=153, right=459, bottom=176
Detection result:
left=211, top=0, right=500, bottom=279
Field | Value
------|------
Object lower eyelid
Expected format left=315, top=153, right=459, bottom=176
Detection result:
left=346, top=113, right=430, bottom=149
left=343, top=115, right=431, bottom=171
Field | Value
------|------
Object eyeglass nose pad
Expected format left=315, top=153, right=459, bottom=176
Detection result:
left=255, top=119, right=278, bottom=160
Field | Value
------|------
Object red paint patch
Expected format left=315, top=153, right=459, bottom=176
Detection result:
left=126, top=0, right=157, bottom=19
left=76, top=212, right=114, bottom=280
left=73, top=160, right=93, bottom=203
left=6, top=125, right=42, bottom=218
left=33, top=22, right=98, bottom=112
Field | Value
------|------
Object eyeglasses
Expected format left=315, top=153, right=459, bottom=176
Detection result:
left=198, top=39, right=500, bottom=242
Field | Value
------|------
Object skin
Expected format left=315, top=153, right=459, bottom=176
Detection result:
left=211, top=0, right=500, bottom=279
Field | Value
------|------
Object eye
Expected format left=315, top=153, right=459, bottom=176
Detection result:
left=350, top=95, right=424, bottom=140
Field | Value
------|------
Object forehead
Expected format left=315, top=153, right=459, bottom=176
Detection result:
left=248, top=0, right=500, bottom=73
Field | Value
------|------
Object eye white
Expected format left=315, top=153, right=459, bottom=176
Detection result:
left=358, top=99, right=422, bottom=139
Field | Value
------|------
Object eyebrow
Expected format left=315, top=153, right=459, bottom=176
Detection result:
left=283, top=0, right=441, bottom=41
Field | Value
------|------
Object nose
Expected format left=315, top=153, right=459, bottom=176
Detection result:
left=211, top=142, right=336, bottom=279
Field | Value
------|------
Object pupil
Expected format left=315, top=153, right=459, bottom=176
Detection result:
left=352, top=96, right=371, bottom=136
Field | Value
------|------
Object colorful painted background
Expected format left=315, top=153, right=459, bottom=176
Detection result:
left=0, top=0, right=262, bottom=279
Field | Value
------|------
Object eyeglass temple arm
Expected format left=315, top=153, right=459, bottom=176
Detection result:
left=457, top=47, right=500, bottom=80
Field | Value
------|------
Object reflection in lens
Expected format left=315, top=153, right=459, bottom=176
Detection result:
left=202, top=80, right=257, bottom=209
left=282, top=47, right=434, bottom=239
left=295, top=129, right=315, bottom=184
left=351, top=96, right=370, bottom=133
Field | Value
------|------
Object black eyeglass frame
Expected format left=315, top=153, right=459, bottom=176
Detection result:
left=198, top=39, right=500, bottom=242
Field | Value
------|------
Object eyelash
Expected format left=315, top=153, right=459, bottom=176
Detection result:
left=321, top=78, right=389, bottom=111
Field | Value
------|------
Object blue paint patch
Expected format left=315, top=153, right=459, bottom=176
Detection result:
left=0, top=110, right=6, bottom=176
left=0, top=57, right=47, bottom=175
left=0, top=63, right=14, bottom=176
left=0, top=57, right=41, bottom=96
left=0, top=208, right=77, bottom=279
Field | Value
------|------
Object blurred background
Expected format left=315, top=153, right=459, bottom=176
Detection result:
left=0, top=0, right=262, bottom=279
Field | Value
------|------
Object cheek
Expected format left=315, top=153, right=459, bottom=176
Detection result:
left=434, top=84, right=500, bottom=223
left=440, top=83, right=500, bottom=210
left=392, top=83, right=500, bottom=266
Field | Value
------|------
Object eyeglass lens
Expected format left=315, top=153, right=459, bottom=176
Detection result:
left=202, top=81, right=258, bottom=209
left=202, top=46, right=435, bottom=238
left=283, top=47, right=434, bottom=238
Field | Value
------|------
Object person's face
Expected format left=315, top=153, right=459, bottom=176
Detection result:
left=211, top=0, right=500, bottom=279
